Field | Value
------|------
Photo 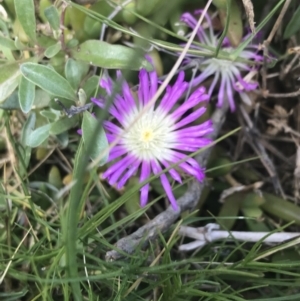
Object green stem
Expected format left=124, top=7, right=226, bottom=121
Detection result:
left=65, top=140, right=86, bottom=301
left=65, top=101, right=112, bottom=300
left=214, top=0, right=231, bottom=58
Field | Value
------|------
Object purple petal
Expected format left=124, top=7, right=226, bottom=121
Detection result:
left=104, top=121, right=123, bottom=135
left=234, top=75, right=258, bottom=92
left=175, top=120, right=214, bottom=136
left=159, top=72, right=186, bottom=108
left=207, top=71, right=220, bottom=97
left=138, top=69, right=149, bottom=106
left=108, top=104, right=123, bottom=121
left=191, top=67, right=215, bottom=88
left=170, top=151, right=205, bottom=182
left=100, top=76, right=113, bottom=95
left=106, top=134, right=116, bottom=143
left=106, top=155, right=137, bottom=186
left=194, top=9, right=214, bottom=32
left=171, top=91, right=208, bottom=121
left=173, top=107, right=207, bottom=130
left=117, top=161, right=141, bottom=189
left=103, top=155, right=136, bottom=180
left=140, top=184, right=150, bottom=207
left=139, top=161, right=151, bottom=207
left=91, top=97, right=105, bottom=109
left=108, top=146, right=128, bottom=161
left=181, top=12, right=207, bottom=43
left=161, top=159, right=182, bottom=183
left=225, top=78, right=236, bottom=112
left=122, top=81, right=137, bottom=109
left=217, top=78, right=226, bottom=109
left=151, top=160, right=179, bottom=210
left=171, top=138, right=212, bottom=151
left=159, top=75, right=188, bottom=114
left=149, top=70, right=158, bottom=100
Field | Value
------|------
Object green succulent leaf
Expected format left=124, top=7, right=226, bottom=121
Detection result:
left=20, top=62, right=77, bottom=101
left=65, top=58, right=89, bottom=90
left=19, top=76, right=35, bottom=113
left=14, top=0, right=36, bottom=41
left=44, top=42, right=62, bottom=58
left=71, top=40, right=152, bottom=70
left=44, top=5, right=60, bottom=31
left=0, top=35, right=18, bottom=50
left=0, top=62, right=21, bottom=103
left=50, top=116, right=79, bottom=135
left=284, top=5, right=300, bottom=39
left=82, top=111, right=108, bottom=165
left=26, top=124, right=51, bottom=148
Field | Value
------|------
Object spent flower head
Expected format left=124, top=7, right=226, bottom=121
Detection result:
left=181, top=10, right=263, bottom=112
left=93, top=68, right=214, bottom=210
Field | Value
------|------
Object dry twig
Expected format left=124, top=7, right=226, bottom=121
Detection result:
left=178, top=223, right=300, bottom=251
left=261, top=0, right=292, bottom=92
left=241, top=0, right=255, bottom=34
left=238, top=104, right=285, bottom=197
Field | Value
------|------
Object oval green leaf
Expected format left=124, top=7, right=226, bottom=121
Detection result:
left=21, top=112, right=36, bottom=146
left=20, top=113, right=36, bottom=174
left=19, top=76, right=35, bottom=113
left=14, top=0, right=36, bottom=41
left=217, top=0, right=243, bottom=47
left=82, top=75, right=100, bottom=100
left=50, top=116, right=78, bottom=135
left=20, top=62, right=76, bottom=101
left=0, top=62, right=21, bottom=103
left=82, top=111, right=108, bottom=165
left=14, top=37, right=26, bottom=50
left=44, top=42, right=62, bottom=58
left=0, top=91, right=20, bottom=109
left=33, top=89, right=52, bottom=109
left=262, top=192, right=300, bottom=225
left=71, top=40, right=152, bottom=70
left=26, top=124, right=51, bottom=148
left=40, top=109, right=60, bottom=122
left=44, top=6, right=60, bottom=31
left=0, top=35, right=17, bottom=50
left=56, top=131, right=69, bottom=148
left=218, top=192, right=241, bottom=230
left=65, top=58, right=89, bottom=90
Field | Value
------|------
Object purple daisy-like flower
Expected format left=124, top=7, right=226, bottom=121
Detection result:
left=181, top=10, right=263, bottom=112
left=93, top=68, right=214, bottom=210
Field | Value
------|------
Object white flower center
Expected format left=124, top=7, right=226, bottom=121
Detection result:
left=121, top=109, right=177, bottom=161
left=204, top=47, right=236, bottom=70
left=201, top=44, right=255, bottom=78
left=210, top=57, right=233, bottom=69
